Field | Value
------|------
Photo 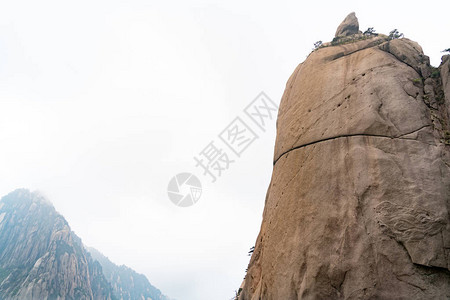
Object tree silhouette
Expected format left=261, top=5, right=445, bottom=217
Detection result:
left=313, top=41, right=323, bottom=50
left=388, top=29, right=404, bottom=40
left=364, top=27, right=377, bottom=36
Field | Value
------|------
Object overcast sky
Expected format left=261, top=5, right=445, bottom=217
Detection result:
left=1, top=1, right=449, bottom=299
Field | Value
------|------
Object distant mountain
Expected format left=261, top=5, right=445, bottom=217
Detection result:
left=87, top=248, right=169, bottom=300
left=0, top=189, right=170, bottom=300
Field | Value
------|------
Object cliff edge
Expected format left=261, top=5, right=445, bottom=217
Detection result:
left=239, top=13, right=450, bottom=300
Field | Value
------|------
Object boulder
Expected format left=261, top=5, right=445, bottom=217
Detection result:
left=335, top=12, right=360, bottom=37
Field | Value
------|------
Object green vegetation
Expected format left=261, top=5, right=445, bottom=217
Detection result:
left=312, top=27, right=387, bottom=53
left=431, top=68, right=440, bottom=78
left=444, top=131, right=450, bottom=145
left=363, top=27, right=377, bottom=36
left=411, top=78, right=422, bottom=84
left=436, top=91, right=445, bottom=105
left=330, top=34, right=382, bottom=47
left=388, top=29, right=404, bottom=40
left=233, top=288, right=243, bottom=300
left=331, top=36, right=341, bottom=46
left=442, top=48, right=450, bottom=53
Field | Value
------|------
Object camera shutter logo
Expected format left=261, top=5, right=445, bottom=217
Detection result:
left=167, top=173, right=202, bottom=207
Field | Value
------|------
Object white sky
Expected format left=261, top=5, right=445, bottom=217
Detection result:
left=0, top=1, right=449, bottom=299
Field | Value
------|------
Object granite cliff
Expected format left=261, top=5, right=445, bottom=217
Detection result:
left=239, top=13, right=450, bottom=299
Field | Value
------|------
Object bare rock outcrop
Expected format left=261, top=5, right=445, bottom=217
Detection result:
left=335, top=12, right=360, bottom=37
left=239, top=14, right=450, bottom=300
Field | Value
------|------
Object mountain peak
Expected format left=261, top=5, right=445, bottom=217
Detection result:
left=2, top=188, right=53, bottom=208
left=0, top=190, right=170, bottom=300
left=335, top=12, right=359, bottom=37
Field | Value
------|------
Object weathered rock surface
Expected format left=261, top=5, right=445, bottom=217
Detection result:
left=239, top=14, right=450, bottom=300
left=441, top=55, right=450, bottom=121
left=335, top=12, right=360, bottom=37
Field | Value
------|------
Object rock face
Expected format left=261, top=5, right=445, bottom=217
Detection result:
left=441, top=55, right=450, bottom=119
left=239, top=15, right=450, bottom=300
left=335, top=12, right=359, bottom=37
left=0, top=189, right=170, bottom=300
